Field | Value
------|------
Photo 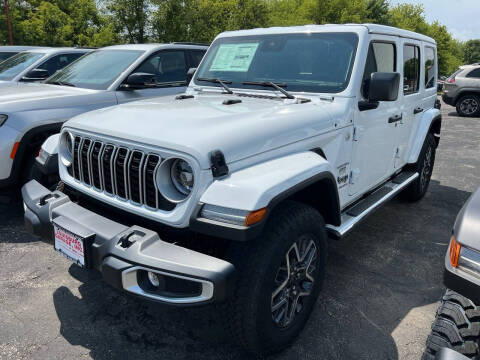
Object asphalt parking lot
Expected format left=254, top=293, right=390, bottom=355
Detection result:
left=1, top=101, right=479, bottom=360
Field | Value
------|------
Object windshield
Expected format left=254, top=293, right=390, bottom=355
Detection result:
left=46, top=50, right=144, bottom=90
left=0, top=52, right=17, bottom=62
left=194, top=32, right=358, bottom=94
left=0, top=52, right=45, bottom=81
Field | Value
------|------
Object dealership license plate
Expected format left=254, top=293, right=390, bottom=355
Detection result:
left=54, top=224, right=86, bottom=268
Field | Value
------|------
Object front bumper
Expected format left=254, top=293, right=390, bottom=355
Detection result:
left=22, top=180, right=235, bottom=306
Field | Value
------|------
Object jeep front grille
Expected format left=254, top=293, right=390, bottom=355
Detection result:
left=71, top=136, right=175, bottom=211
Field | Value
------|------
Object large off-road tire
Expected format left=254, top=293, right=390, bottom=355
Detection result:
left=456, top=94, right=480, bottom=117
left=222, top=201, right=328, bottom=355
left=423, top=290, right=480, bottom=360
left=402, top=133, right=436, bottom=202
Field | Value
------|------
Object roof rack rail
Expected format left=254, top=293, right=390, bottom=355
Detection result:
left=74, top=46, right=98, bottom=49
left=171, top=42, right=210, bottom=47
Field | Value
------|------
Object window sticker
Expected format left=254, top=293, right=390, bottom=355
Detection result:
left=209, top=43, right=259, bottom=72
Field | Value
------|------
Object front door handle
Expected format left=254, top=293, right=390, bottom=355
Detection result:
left=414, top=107, right=424, bottom=114
left=388, top=114, right=403, bottom=123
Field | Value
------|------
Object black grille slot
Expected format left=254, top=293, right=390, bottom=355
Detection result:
left=91, top=141, right=103, bottom=189
left=144, top=155, right=160, bottom=208
left=102, top=145, right=116, bottom=194
left=81, top=139, right=92, bottom=185
left=129, top=151, right=144, bottom=203
left=73, top=137, right=81, bottom=180
left=115, top=148, right=129, bottom=199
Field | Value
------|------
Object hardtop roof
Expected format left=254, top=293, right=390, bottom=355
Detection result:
left=216, top=23, right=436, bottom=45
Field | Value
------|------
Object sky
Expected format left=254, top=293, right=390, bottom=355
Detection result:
left=389, top=0, right=480, bottom=41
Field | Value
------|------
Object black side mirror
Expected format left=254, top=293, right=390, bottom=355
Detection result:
left=368, top=72, right=400, bottom=102
left=21, top=68, right=50, bottom=82
left=122, top=72, right=156, bottom=90
left=186, top=68, right=197, bottom=84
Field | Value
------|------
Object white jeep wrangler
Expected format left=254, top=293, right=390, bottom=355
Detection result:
left=23, top=24, right=442, bottom=355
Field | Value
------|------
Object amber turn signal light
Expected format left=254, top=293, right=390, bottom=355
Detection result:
left=244, top=208, right=267, bottom=226
left=449, top=235, right=461, bottom=268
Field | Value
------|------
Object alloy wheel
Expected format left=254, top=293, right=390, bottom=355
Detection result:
left=271, top=236, right=318, bottom=328
left=459, top=98, right=479, bottom=115
left=420, top=146, right=433, bottom=192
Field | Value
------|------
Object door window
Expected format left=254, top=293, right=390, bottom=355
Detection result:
left=424, top=47, right=436, bottom=89
left=362, top=42, right=396, bottom=98
left=403, top=45, right=420, bottom=95
left=190, top=50, right=206, bottom=67
left=135, top=51, right=187, bottom=84
left=37, top=53, right=84, bottom=76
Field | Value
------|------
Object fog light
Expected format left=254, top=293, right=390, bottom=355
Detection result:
left=147, top=271, right=160, bottom=287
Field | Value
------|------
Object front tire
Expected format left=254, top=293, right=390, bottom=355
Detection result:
left=223, top=201, right=327, bottom=355
left=456, top=95, right=480, bottom=117
left=423, top=290, right=480, bottom=360
left=402, top=133, right=436, bottom=202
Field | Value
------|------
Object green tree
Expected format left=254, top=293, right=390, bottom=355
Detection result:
left=464, top=40, right=480, bottom=64
left=107, top=0, right=152, bottom=43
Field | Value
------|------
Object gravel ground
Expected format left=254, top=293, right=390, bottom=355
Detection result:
left=0, top=101, right=479, bottom=360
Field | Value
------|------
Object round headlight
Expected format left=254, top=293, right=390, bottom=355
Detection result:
left=171, top=159, right=194, bottom=195
left=156, top=158, right=194, bottom=203
left=59, top=131, right=74, bottom=167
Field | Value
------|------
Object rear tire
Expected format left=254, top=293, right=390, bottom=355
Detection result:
left=222, top=201, right=327, bottom=355
left=402, top=133, right=436, bottom=202
left=456, top=95, right=480, bottom=117
left=423, top=290, right=480, bottom=360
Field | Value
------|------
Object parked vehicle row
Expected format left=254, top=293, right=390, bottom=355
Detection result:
left=1, top=24, right=477, bottom=357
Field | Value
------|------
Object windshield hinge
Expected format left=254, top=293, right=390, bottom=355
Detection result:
left=210, top=150, right=229, bottom=178
left=353, top=127, right=358, bottom=142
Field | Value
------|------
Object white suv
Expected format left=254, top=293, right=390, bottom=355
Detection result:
left=0, top=43, right=207, bottom=188
left=23, top=24, right=441, bottom=355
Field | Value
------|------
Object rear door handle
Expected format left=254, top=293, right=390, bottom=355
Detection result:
left=388, top=114, right=403, bottom=123
left=414, top=107, right=424, bottom=114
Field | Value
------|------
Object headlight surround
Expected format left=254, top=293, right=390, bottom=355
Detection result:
left=156, top=158, right=194, bottom=203
left=458, top=246, right=480, bottom=279
left=59, top=131, right=74, bottom=167
left=0, top=114, right=7, bottom=127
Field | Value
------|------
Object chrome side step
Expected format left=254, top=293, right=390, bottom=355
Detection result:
left=326, top=172, right=419, bottom=238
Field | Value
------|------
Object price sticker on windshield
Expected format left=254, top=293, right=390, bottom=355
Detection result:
left=209, top=43, right=259, bottom=72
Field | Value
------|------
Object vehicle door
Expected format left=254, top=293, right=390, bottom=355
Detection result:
left=395, top=40, right=427, bottom=169
left=349, top=37, right=402, bottom=196
left=116, top=50, right=190, bottom=103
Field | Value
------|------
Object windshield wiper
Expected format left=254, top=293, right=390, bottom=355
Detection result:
left=48, top=80, right=76, bottom=87
left=242, top=81, right=295, bottom=99
left=197, top=77, right=233, bottom=94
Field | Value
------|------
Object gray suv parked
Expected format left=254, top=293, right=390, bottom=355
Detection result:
left=442, top=64, right=480, bottom=117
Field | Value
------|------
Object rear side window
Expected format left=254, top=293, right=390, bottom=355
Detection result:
left=467, top=68, right=480, bottom=78
left=424, top=47, right=436, bottom=89
left=362, top=42, right=396, bottom=98
left=135, top=50, right=187, bottom=84
left=37, top=53, right=84, bottom=76
left=190, top=50, right=206, bottom=67
left=403, top=45, right=420, bottom=95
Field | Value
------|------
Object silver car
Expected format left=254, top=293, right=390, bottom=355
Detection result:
left=0, top=47, right=90, bottom=84
left=442, top=64, right=480, bottom=117
left=0, top=43, right=207, bottom=188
